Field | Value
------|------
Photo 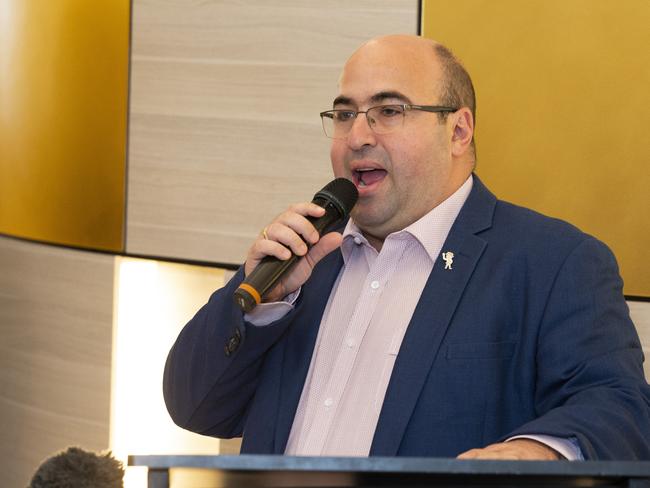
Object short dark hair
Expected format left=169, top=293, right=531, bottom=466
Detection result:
left=433, top=44, right=476, bottom=122
left=432, top=43, right=476, bottom=159
left=30, top=447, right=124, bottom=488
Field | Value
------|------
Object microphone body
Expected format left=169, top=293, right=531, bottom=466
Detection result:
left=234, top=178, right=358, bottom=313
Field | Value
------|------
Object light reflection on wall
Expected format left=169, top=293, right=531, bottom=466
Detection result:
left=110, top=257, right=226, bottom=487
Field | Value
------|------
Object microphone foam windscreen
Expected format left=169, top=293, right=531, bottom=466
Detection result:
left=314, top=178, right=359, bottom=217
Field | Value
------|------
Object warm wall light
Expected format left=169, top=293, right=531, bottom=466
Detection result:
left=110, top=257, right=227, bottom=487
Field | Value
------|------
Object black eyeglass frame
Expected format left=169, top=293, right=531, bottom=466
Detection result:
left=319, top=104, right=459, bottom=138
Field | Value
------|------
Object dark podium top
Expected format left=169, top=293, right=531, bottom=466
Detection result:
left=128, top=454, right=650, bottom=488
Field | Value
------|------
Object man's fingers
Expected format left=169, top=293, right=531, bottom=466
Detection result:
left=261, top=232, right=343, bottom=302
left=264, top=222, right=309, bottom=256
left=264, top=204, right=326, bottom=252
left=288, top=202, right=327, bottom=218
left=456, top=449, right=481, bottom=460
left=244, top=201, right=335, bottom=276
left=457, top=448, right=507, bottom=460
left=281, top=205, right=325, bottom=245
left=457, top=440, right=561, bottom=461
left=254, top=236, right=293, bottom=261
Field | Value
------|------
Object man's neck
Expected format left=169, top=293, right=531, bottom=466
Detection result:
left=363, top=231, right=385, bottom=252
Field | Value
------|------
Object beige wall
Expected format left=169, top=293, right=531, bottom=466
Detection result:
left=126, top=0, right=419, bottom=264
left=0, top=236, right=114, bottom=487
left=629, top=301, right=650, bottom=380
left=0, top=3, right=419, bottom=484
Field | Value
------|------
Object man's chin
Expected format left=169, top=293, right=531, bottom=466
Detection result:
left=350, top=209, right=390, bottom=236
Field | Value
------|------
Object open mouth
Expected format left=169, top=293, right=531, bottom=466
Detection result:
left=353, top=168, right=387, bottom=188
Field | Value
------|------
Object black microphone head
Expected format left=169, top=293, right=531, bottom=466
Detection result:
left=313, top=178, right=358, bottom=218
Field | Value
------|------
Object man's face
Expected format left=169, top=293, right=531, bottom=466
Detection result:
left=330, top=37, right=460, bottom=242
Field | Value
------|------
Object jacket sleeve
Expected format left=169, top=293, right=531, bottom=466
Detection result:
left=505, top=236, right=650, bottom=459
left=162, top=268, right=296, bottom=438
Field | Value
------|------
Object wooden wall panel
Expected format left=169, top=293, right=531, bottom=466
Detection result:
left=127, top=0, right=418, bottom=264
left=629, top=301, right=650, bottom=381
left=0, top=236, right=114, bottom=487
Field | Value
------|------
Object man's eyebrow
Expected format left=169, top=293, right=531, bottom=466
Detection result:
left=369, top=91, right=412, bottom=105
left=332, top=91, right=413, bottom=108
left=332, top=96, right=353, bottom=107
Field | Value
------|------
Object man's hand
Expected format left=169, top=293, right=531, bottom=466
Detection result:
left=457, top=439, right=562, bottom=460
left=244, top=202, right=343, bottom=303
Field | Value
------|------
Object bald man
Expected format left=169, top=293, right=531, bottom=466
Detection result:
left=164, top=35, right=650, bottom=460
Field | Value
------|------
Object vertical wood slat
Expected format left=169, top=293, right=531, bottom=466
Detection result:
left=126, top=0, right=419, bottom=265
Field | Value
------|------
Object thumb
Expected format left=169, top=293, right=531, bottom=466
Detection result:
left=262, top=231, right=343, bottom=302
left=305, top=231, right=343, bottom=268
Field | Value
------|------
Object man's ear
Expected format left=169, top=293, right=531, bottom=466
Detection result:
left=450, top=108, right=474, bottom=158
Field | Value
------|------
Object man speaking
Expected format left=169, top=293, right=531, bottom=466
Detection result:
left=163, top=35, right=650, bottom=460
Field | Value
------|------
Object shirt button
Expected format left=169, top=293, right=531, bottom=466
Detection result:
left=353, top=236, right=362, bottom=245
left=370, top=280, right=380, bottom=290
left=324, top=398, right=333, bottom=407
left=346, top=338, right=355, bottom=348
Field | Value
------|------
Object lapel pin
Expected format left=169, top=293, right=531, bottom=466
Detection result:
left=442, top=251, right=454, bottom=270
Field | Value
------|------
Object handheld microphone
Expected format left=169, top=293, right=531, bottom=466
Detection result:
left=234, top=178, right=358, bottom=313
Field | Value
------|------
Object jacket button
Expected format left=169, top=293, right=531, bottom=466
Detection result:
left=224, top=328, right=242, bottom=356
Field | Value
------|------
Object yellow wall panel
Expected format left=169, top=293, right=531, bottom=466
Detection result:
left=0, top=0, right=129, bottom=251
left=422, top=0, right=649, bottom=297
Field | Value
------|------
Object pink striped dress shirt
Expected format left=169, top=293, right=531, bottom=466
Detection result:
left=283, top=176, right=473, bottom=456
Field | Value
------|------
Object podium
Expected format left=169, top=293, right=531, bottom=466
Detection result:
left=128, top=455, right=650, bottom=488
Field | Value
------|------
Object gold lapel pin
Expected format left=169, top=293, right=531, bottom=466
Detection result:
left=442, top=251, right=454, bottom=270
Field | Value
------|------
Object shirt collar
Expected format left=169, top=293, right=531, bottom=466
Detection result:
left=341, top=175, right=474, bottom=262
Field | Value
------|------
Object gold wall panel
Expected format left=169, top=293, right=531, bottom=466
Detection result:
left=422, top=0, right=649, bottom=297
left=0, top=0, right=129, bottom=251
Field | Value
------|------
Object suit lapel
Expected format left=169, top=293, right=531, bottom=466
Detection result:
left=370, top=175, right=496, bottom=456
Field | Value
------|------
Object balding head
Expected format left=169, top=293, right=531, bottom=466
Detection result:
left=343, top=35, right=476, bottom=158
left=343, top=35, right=445, bottom=102
left=329, top=35, right=477, bottom=243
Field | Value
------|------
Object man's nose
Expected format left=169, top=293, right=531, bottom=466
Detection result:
left=346, top=112, right=377, bottom=150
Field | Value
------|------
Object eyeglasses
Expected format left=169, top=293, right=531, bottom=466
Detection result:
left=319, top=104, right=458, bottom=139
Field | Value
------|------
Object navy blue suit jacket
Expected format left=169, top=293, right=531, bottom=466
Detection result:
left=164, top=176, right=650, bottom=459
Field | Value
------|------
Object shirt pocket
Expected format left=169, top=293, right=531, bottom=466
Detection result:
left=445, top=341, right=516, bottom=360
